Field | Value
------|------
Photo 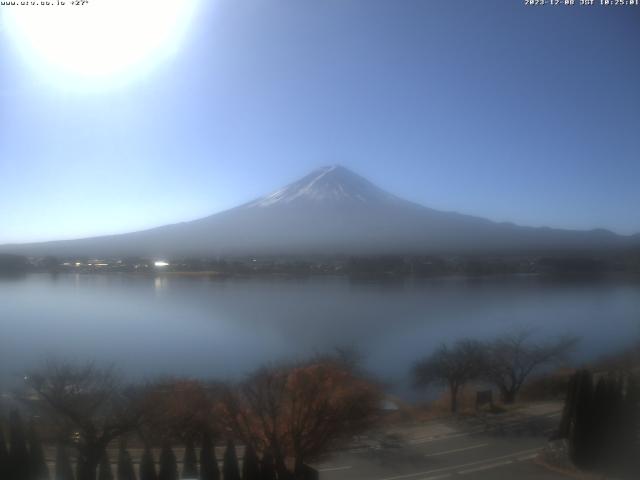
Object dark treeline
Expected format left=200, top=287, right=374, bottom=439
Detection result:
left=557, top=369, right=640, bottom=476
left=5, top=251, right=640, bottom=277
left=0, top=353, right=377, bottom=480
left=0, top=410, right=49, bottom=480
left=0, top=413, right=296, bottom=480
left=0, top=254, right=29, bottom=276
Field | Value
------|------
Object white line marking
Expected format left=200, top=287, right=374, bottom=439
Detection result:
left=416, top=474, right=452, bottom=480
left=318, top=465, right=353, bottom=472
left=377, top=447, right=540, bottom=480
left=426, top=443, right=488, bottom=457
left=517, top=453, right=538, bottom=461
left=458, top=459, right=513, bottom=474
left=409, top=431, right=479, bottom=444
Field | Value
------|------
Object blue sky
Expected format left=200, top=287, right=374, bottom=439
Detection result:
left=1, top=0, right=639, bottom=244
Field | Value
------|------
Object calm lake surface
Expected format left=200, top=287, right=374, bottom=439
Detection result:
left=1, top=273, right=639, bottom=398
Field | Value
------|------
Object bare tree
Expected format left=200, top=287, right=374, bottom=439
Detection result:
left=218, top=357, right=380, bottom=476
left=25, top=360, right=150, bottom=480
left=286, top=361, right=379, bottom=472
left=219, top=366, right=293, bottom=477
left=140, top=378, right=219, bottom=443
left=483, top=329, right=578, bottom=404
left=413, top=340, right=486, bottom=413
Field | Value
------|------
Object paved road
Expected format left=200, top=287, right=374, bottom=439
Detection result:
left=315, top=406, right=568, bottom=480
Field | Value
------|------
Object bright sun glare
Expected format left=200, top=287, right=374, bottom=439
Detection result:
left=3, top=0, right=199, bottom=84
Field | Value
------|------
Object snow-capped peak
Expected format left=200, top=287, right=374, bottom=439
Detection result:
left=244, top=165, right=402, bottom=208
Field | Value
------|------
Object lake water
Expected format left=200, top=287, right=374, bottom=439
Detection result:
left=1, top=273, right=638, bottom=398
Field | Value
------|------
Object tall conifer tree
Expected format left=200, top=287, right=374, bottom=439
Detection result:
left=117, top=446, right=136, bottom=480
left=27, top=423, right=49, bottom=480
left=55, top=444, right=74, bottom=480
left=139, top=446, right=157, bottom=480
left=8, top=411, right=31, bottom=480
left=182, top=438, right=198, bottom=479
left=198, top=432, right=219, bottom=480
left=158, top=443, right=177, bottom=480
left=222, top=440, right=240, bottom=480
left=241, top=444, right=260, bottom=480
left=98, top=451, right=114, bottom=480
left=259, top=451, right=276, bottom=480
left=0, top=430, right=10, bottom=480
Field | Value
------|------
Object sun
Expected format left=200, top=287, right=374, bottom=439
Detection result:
left=3, top=0, right=199, bottom=84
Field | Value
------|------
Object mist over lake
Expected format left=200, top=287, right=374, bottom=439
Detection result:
left=1, top=273, right=638, bottom=398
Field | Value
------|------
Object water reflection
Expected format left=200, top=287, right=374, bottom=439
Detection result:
left=154, top=276, right=168, bottom=293
left=0, top=273, right=638, bottom=398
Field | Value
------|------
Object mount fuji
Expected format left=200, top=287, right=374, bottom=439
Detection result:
left=2, top=165, right=637, bottom=258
